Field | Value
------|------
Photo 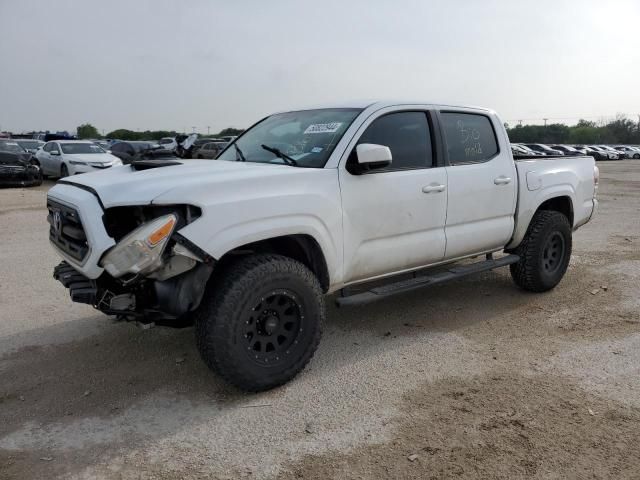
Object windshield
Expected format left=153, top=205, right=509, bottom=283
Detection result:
left=60, top=143, right=105, bottom=154
left=16, top=140, right=41, bottom=149
left=0, top=141, right=26, bottom=153
left=159, top=138, right=174, bottom=144
left=217, top=108, right=362, bottom=167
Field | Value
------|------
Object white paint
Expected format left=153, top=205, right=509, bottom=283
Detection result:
left=47, top=101, right=597, bottom=292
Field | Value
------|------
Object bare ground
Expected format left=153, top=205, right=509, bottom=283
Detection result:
left=0, top=161, right=639, bottom=479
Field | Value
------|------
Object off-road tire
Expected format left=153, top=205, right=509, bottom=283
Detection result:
left=510, top=210, right=572, bottom=292
left=195, top=254, right=324, bottom=391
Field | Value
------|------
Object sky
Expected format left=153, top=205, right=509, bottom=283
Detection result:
left=1, top=0, right=639, bottom=134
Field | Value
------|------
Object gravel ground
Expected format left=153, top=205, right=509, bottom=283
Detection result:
left=0, top=161, right=639, bottom=479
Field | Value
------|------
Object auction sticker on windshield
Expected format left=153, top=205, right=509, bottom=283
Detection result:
left=304, top=122, right=343, bottom=134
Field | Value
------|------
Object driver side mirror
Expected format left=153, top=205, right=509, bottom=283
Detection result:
left=350, top=143, right=392, bottom=174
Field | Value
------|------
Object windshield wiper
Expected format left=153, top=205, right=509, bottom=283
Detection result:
left=234, top=143, right=246, bottom=162
left=261, top=144, right=298, bottom=166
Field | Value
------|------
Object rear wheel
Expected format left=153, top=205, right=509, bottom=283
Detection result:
left=60, top=163, right=69, bottom=178
left=195, top=254, right=324, bottom=391
left=510, top=210, right=572, bottom=292
left=634, top=153, right=640, bottom=159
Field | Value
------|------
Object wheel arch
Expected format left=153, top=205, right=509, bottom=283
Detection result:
left=215, top=234, right=331, bottom=292
left=508, top=191, right=576, bottom=250
left=536, top=195, right=574, bottom=226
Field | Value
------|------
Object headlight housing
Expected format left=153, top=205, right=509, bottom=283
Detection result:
left=101, top=214, right=177, bottom=278
left=69, top=160, right=88, bottom=165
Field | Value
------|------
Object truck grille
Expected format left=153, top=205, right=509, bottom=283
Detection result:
left=47, top=200, right=89, bottom=262
left=0, top=165, right=26, bottom=174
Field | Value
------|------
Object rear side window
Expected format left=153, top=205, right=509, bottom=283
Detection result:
left=440, top=112, right=499, bottom=165
left=355, top=111, right=432, bottom=171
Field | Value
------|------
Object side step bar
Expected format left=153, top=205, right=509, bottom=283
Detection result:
left=335, top=254, right=520, bottom=307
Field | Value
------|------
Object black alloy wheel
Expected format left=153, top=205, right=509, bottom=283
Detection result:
left=541, top=232, right=565, bottom=275
left=243, top=290, right=303, bottom=366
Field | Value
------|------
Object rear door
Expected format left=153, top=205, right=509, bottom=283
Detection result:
left=339, top=109, right=448, bottom=283
left=439, top=110, right=517, bottom=259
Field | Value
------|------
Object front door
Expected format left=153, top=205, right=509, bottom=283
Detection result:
left=339, top=110, right=448, bottom=284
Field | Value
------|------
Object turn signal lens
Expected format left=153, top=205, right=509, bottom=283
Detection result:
left=147, top=216, right=176, bottom=246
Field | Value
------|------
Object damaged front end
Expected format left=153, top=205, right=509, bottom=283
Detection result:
left=0, top=151, right=42, bottom=187
left=51, top=203, right=214, bottom=326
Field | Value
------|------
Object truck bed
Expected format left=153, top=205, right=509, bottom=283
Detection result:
left=508, top=155, right=597, bottom=249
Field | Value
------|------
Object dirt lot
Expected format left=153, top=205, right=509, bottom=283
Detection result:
left=1, top=161, right=639, bottom=479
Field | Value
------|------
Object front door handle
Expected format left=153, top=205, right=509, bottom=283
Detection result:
left=494, top=176, right=512, bottom=185
left=422, top=183, right=446, bottom=194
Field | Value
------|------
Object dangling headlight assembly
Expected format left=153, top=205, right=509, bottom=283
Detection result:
left=101, top=214, right=177, bottom=278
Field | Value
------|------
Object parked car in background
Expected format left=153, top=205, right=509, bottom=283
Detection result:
left=14, top=139, right=45, bottom=154
left=523, top=144, right=564, bottom=155
left=513, top=144, right=546, bottom=156
left=158, top=137, right=177, bottom=151
left=574, top=145, right=608, bottom=161
left=194, top=142, right=227, bottom=159
left=612, top=146, right=636, bottom=158
left=217, top=135, right=238, bottom=143
left=550, top=145, right=584, bottom=156
left=190, top=138, right=219, bottom=155
left=110, top=141, right=178, bottom=164
left=511, top=144, right=537, bottom=156
left=588, top=145, right=619, bottom=160
left=624, top=146, right=640, bottom=159
left=0, top=140, right=42, bottom=186
left=36, top=140, right=122, bottom=177
left=94, top=140, right=112, bottom=151
left=597, top=145, right=623, bottom=159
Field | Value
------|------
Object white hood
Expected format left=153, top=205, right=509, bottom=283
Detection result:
left=57, top=160, right=317, bottom=208
left=66, top=153, right=119, bottom=165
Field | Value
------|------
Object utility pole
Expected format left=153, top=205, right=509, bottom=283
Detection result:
left=191, top=126, right=196, bottom=134
left=543, top=118, right=548, bottom=127
left=207, top=126, right=211, bottom=135
left=518, top=120, right=522, bottom=126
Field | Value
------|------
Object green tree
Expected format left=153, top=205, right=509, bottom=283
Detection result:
left=77, top=123, right=101, bottom=139
left=105, top=129, right=140, bottom=140
left=217, top=127, right=244, bottom=137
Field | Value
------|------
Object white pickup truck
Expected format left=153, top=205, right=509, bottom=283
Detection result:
left=47, top=101, right=599, bottom=391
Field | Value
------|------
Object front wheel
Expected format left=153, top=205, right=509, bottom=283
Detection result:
left=634, top=153, right=640, bottom=159
left=60, top=163, right=69, bottom=178
left=195, top=254, right=324, bottom=391
left=510, top=210, right=572, bottom=292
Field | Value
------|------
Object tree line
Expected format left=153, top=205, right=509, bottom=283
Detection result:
left=76, top=124, right=244, bottom=141
left=506, top=116, right=640, bottom=145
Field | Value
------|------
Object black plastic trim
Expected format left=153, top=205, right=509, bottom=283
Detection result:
left=173, top=233, right=216, bottom=265
left=336, top=254, right=520, bottom=307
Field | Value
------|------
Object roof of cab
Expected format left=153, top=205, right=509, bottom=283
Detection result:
left=281, top=100, right=493, bottom=113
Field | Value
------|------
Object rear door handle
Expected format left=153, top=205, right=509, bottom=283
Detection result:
left=422, top=184, right=446, bottom=193
left=494, top=176, right=512, bottom=185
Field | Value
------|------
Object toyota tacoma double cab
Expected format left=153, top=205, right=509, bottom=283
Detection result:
left=47, top=101, right=599, bottom=391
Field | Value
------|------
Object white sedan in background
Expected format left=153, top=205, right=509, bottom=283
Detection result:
left=158, top=137, right=177, bottom=151
left=36, top=140, right=122, bottom=178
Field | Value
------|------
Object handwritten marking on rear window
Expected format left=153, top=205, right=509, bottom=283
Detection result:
left=456, top=120, right=482, bottom=157
left=304, top=122, right=343, bottom=134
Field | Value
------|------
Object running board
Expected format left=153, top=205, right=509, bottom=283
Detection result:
left=335, top=254, right=520, bottom=307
